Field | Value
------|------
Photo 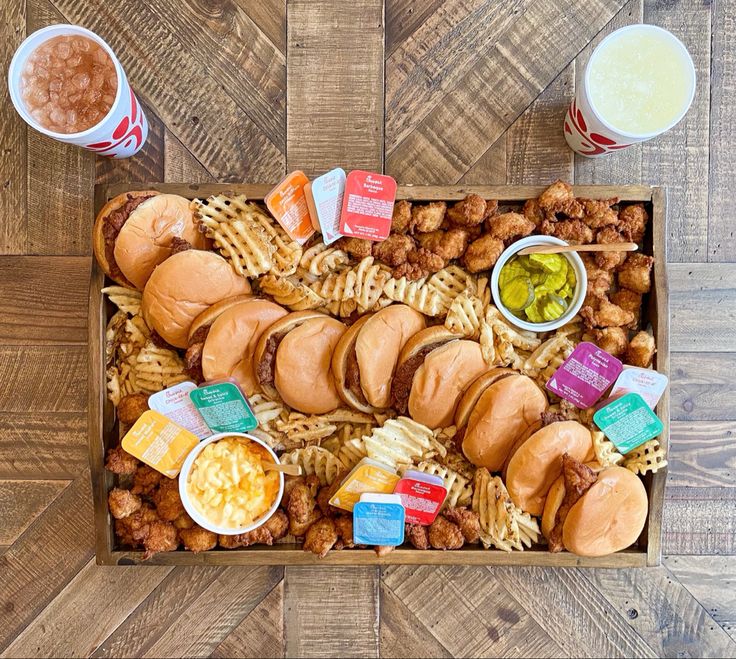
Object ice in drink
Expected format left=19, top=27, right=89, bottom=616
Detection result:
left=20, top=35, right=117, bottom=134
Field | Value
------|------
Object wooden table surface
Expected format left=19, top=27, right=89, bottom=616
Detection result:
left=1, top=0, right=734, bottom=656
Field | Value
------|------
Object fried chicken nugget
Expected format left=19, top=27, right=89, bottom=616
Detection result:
left=334, top=515, right=355, bottom=548
left=522, top=198, right=545, bottom=227
left=442, top=507, right=480, bottom=544
left=581, top=254, right=613, bottom=298
left=108, top=487, right=142, bottom=519
left=610, top=289, right=642, bottom=327
left=625, top=331, right=656, bottom=368
left=115, top=504, right=159, bottom=547
left=428, top=515, right=464, bottom=550
left=375, top=545, right=395, bottom=557
left=335, top=237, right=373, bottom=260
left=152, top=476, right=186, bottom=521
left=287, top=475, right=320, bottom=524
left=392, top=200, right=413, bottom=234
left=589, top=327, right=629, bottom=358
left=372, top=234, right=416, bottom=267
left=263, top=509, right=289, bottom=541
left=447, top=194, right=487, bottom=227
left=412, top=201, right=447, bottom=233
left=580, top=197, right=619, bottom=229
left=316, top=473, right=346, bottom=517
left=105, top=446, right=140, bottom=475
left=617, top=253, right=654, bottom=294
left=463, top=235, right=504, bottom=273
left=131, top=465, right=163, bottom=496
left=303, top=517, right=338, bottom=558
left=173, top=512, right=194, bottom=529
left=416, top=228, right=469, bottom=261
left=619, top=203, right=649, bottom=243
left=144, top=521, right=178, bottom=558
left=540, top=218, right=594, bottom=244
left=179, top=525, right=217, bottom=553
left=117, top=393, right=149, bottom=426
left=405, top=523, right=430, bottom=550
left=580, top=298, right=635, bottom=328
left=290, top=506, right=322, bottom=537
left=487, top=211, right=535, bottom=242
left=595, top=226, right=629, bottom=270
left=537, top=180, right=583, bottom=218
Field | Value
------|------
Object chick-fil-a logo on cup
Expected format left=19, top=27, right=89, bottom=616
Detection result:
left=565, top=24, right=695, bottom=158
left=8, top=24, right=148, bottom=159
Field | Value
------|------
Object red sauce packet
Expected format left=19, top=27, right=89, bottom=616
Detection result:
left=339, top=170, right=397, bottom=241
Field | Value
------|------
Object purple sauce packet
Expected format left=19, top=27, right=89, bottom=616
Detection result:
left=545, top=341, right=623, bottom=409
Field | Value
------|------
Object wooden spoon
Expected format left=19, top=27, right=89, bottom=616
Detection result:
left=263, top=462, right=303, bottom=477
left=517, top=242, right=638, bottom=256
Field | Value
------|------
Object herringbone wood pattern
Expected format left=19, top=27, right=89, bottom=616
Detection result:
left=1, top=0, right=734, bottom=656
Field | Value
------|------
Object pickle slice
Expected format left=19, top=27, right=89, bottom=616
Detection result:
left=557, top=282, right=573, bottom=299
left=529, top=253, right=564, bottom=273
left=500, top=276, right=534, bottom=311
left=517, top=255, right=545, bottom=272
left=543, top=268, right=567, bottom=292
left=498, top=258, right=530, bottom=289
left=566, top=264, right=577, bottom=287
left=540, top=293, right=568, bottom=321
left=524, top=297, right=544, bottom=323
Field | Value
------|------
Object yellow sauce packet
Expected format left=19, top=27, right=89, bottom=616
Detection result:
left=121, top=410, right=199, bottom=478
left=329, top=457, right=400, bottom=512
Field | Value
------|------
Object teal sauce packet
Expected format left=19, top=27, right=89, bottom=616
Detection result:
left=188, top=381, right=258, bottom=433
left=593, top=392, right=663, bottom=454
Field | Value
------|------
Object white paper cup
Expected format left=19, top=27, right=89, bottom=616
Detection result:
left=565, top=24, right=695, bottom=157
left=8, top=24, right=148, bottom=159
left=178, top=432, right=284, bottom=536
left=490, top=236, right=587, bottom=333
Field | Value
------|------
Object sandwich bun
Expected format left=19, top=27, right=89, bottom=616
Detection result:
left=408, top=339, right=488, bottom=429
left=273, top=314, right=347, bottom=414
left=187, top=294, right=254, bottom=344
left=113, top=194, right=210, bottom=290
left=142, top=250, right=251, bottom=349
left=331, top=314, right=376, bottom=413
left=93, top=190, right=160, bottom=287
left=454, top=368, right=514, bottom=429
left=505, top=421, right=593, bottom=516
left=201, top=298, right=288, bottom=394
left=562, top=466, right=648, bottom=557
left=461, top=374, right=548, bottom=472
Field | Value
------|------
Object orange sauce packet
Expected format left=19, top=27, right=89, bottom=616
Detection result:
left=264, top=171, right=316, bottom=244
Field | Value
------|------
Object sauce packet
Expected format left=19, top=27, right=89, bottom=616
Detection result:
left=121, top=410, right=199, bottom=478
left=393, top=471, right=447, bottom=525
left=329, top=457, right=400, bottom=512
left=264, top=170, right=315, bottom=244
left=609, top=366, right=668, bottom=409
left=353, top=493, right=405, bottom=546
left=546, top=341, right=623, bottom=409
left=593, top=392, right=664, bottom=454
left=148, top=381, right=211, bottom=439
left=339, top=170, right=397, bottom=241
left=188, top=381, right=257, bottom=434
left=305, top=167, right=346, bottom=245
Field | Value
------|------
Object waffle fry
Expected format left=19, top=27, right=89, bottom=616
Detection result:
left=485, top=306, right=541, bottom=352
left=249, top=203, right=302, bottom=277
left=427, top=265, right=476, bottom=300
left=312, top=257, right=390, bottom=312
left=102, top=286, right=142, bottom=315
left=591, top=431, right=624, bottom=468
left=275, top=413, right=338, bottom=447
left=280, top=446, right=346, bottom=486
left=300, top=242, right=350, bottom=276
left=249, top=394, right=287, bottom=428
left=407, top=461, right=473, bottom=508
left=363, top=416, right=435, bottom=469
left=194, top=195, right=276, bottom=277
left=472, top=469, right=539, bottom=551
left=476, top=276, right=491, bottom=308
left=259, top=273, right=324, bottom=310
left=444, top=292, right=484, bottom=338
left=383, top=276, right=449, bottom=316
left=478, top=318, right=496, bottom=365
left=319, top=298, right=359, bottom=318
left=522, top=333, right=575, bottom=376
left=624, top=439, right=667, bottom=475
left=337, top=437, right=368, bottom=469
left=133, top=342, right=188, bottom=394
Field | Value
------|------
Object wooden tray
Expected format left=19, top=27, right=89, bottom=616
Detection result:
left=89, top=183, right=668, bottom=567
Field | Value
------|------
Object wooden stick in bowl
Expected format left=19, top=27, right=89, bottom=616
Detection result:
left=263, top=462, right=303, bottom=476
left=517, top=242, right=638, bottom=256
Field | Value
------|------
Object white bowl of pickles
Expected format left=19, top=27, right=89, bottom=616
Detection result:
left=491, top=236, right=587, bottom=332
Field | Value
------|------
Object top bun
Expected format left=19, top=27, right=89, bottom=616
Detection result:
left=114, top=194, right=210, bottom=290
left=562, top=466, right=648, bottom=557
left=201, top=298, right=287, bottom=394
left=461, top=374, right=548, bottom=472
left=275, top=316, right=347, bottom=414
left=142, top=250, right=251, bottom=348
left=505, top=420, right=592, bottom=516
left=409, top=339, right=488, bottom=429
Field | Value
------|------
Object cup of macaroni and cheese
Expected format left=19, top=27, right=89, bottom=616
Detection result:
left=178, top=432, right=284, bottom=536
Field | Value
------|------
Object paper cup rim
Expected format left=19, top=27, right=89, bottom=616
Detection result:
left=583, top=24, right=696, bottom=141
left=178, top=432, right=285, bottom=536
left=490, top=236, right=587, bottom=333
left=8, top=24, right=125, bottom=140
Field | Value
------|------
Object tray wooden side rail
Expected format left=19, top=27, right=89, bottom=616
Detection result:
left=89, top=184, right=668, bottom=566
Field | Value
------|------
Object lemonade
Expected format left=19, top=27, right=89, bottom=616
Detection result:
left=586, top=25, right=695, bottom=137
